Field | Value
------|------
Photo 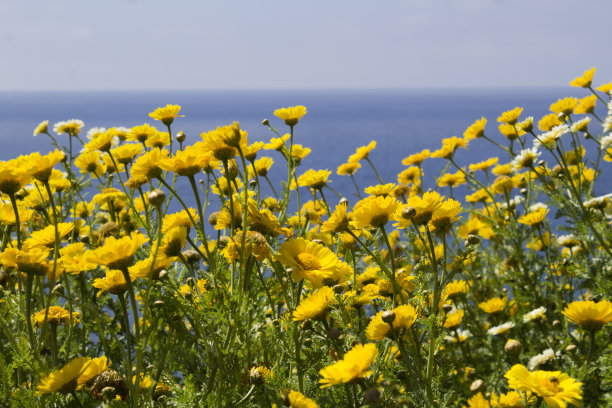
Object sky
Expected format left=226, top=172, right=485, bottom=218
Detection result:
left=1, top=0, right=611, bottom=91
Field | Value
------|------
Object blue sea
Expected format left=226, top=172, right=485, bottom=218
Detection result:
left=1, top=89, right=609, bottom=203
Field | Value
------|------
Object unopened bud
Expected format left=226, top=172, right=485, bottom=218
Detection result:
left=402, top=206, right=416, bottom=219
left=552, top=320, right=561, bottom=328
left=249, top=179, right=257, bottom=188
left=327, top=327, right=341, bottom=340
left=182, top=249, right=200, bottom=264
left=442, top=304, right=453, bottom=313
left=565, top=344, right=577, bottom=353
left=520, top=188, right=528, bottom=196
left=333, top=284, right=345, bottom=294
left=208, top=211, right=220, bottom=226
left=364, top=387, right=381, bottom=403
left=467, top=234, right=480, bottom=246
left=382, top=310, right=396, bottom=324
left=157, top=270, right=167, bottom=279
left=148, top=190, right=166, bottom=208
left=262, top=119, right=270, bottom=126
left=339, top=197, right=349, bottom=206
left=176, top=131, right=186, bottom=143
left=504, top=339, right=523, bottom=355
left=470, top=379, right=484, bottom=392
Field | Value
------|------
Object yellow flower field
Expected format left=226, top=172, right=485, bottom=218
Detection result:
left=1, top=68, right=612, bottom=407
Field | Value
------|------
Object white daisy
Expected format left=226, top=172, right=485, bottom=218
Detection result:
left=528, top=348, right=557, bottom=370
left=522, top=306, right=546, bottom=323
left=487, top=321, right=515, bottom=336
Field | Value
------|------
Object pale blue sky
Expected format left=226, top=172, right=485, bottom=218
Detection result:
left=2, top=0, right=611, bottom=91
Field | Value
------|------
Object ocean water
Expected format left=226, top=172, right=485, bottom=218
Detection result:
left=1, top=89, right=609, bottom=203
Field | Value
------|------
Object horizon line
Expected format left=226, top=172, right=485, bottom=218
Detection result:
left=0, top=85, right=570, bottom=93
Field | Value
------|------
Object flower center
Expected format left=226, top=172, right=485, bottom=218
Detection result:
left=296, top=253, right=321, bottom=271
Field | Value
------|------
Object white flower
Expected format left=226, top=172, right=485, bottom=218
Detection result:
left=600, top=134, right=612, bottom=149
left=535, top=124, right=569, bottom=149
left=556, top=234, right=577, bottom=247
left=528, top=348, right=557, bottom=370
left=570, top=117, right=590, bottom=133
left=528, top=202, right=548, bottom=212
left=53, top=119, right=85, bottom=135
left=511, top=147, right=541, bottom=172
left=487, top=321, right=515, bottom=336
left=86, top=127, right=106, bottom=140
left=523, top=306, right=546, bottom=323
left=445, top=329, right=472, bottom=343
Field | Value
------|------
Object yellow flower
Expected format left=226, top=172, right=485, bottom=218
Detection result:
left=518, top=207, right=548, bottom=227
left=348, top=140, right=377, bottom=163
left=573, top=94, right=597, bottom=115
left=431, top=136, right=467, bottom=159
left=499, top=123, right=525, bottom=141
left=397, top=166, right=421, bottom=185
left=469, top=157, right=499, bottom=173
left=504, top=364, right=582, bottom=408
left=437, top=171, right=466, bottom=188
left=251, top=156, right=274, bottom=177
left=463, top=117, right=487, bottom=141
left=160, top=142, right=217, bottom=177
left=249, top=366, right=273, bottom=385
left=274, top=105, right=307, bottom=126
left=145, top=130, right=171, bottom=149
left=128, top=148, right=170, bottom=185
left=366, top=304, right=418, bottom=341
left=478, top=297, right=507, bottom=314
left=128, top=123, right=159, bottom=143
left=0, top=159, right=31, bottom=195
left=429, top=198, right=462, bottom=232
left=443, top=280, right=470, bottom=298
left=562, top=300, right=612, bottom=331
left=87, top=231, right=148, bottom=270
left=458, top=216, right=494, bottom=239
left=364, top=183, right=396, bottom=198
left=53, top=119, right=84, bottom=136
left=33, top=120, right=49, bottom=136
left=84, top=130, right=117, bottom=152
left=443, top=309, right=464, bottom=329
left=149, top=104, right=184, bottom=126
left=60, top=243, right=98, bottom=274
left=490, top=390, right=533, bottom=408
left=290, top=144, right=311, bottom=164
left=286, top=390, right=319, bottom=408
left=276, top=238, right=342, bottom=287
left=550, top=97, right=578, bottom=116
left=109, top=143, right=143, bottom=165
left=402, top=149, right=430, bottom=166
left=75, top=150, right=105, bottom=177
left=297, top=169, right=331, bottom=190
left=264, top=134, right=290, bottom=151
left=394, top=191, right=443, bottom=227
left=596, top=81, right=612, bottom=93
left=462, top=392, right=490, bottom=408
left=498, top=107, right=523, bottom=125
left=292, top=286, right=335, bottom=321
left=22, top=150, right=65, bottom=182
left=163, top=208, right=199, bottom=233
left=78, top=356, right=109, bottom=386
left=319, top=343, right=377, bottom=388
left=31, top=306, right=80, bottom=327
left=337, top=161, right=361, bottom=176
left=222, top=230, right=270, bottom=262
left=570, top=67, right=595, bottom=88
left=93, top=268, right=133, bottom=297
left=26, top=222, right=74, bottom=249
left=36, top=357, right=90, bottom=394
left=0, top=247, right=52, bottom=276
left=321, top=202, right=349, bottom=233
left=353, top=196, right=399, bottom=229
left=538, top=113, right=563, bottom=132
